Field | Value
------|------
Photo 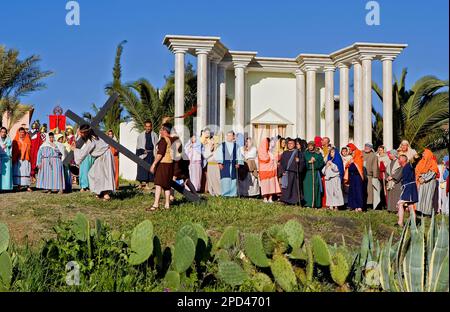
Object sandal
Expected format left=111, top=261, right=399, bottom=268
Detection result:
left=146, top=205, right=159, bottom=212
left=164, top=204, right=170, bottom=210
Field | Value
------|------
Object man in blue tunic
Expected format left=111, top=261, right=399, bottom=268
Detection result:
left=216, top=131, right=243, bottom=197
left=396, top=154, right=419, bottom=227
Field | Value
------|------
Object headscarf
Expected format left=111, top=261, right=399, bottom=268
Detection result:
left=327, top=147, right=344, bottom=178
left=258, top=138, right=277, bottom=180
left=314, top=136, right=322, bottom=148
left=387, top=149, right=398, bottom=159
left=415, top=149, right=439, bottom=182
left=12, top=130, right=31, bottom=162
left=397, top=140, right=417, bottom=160
left=347, top=143, right=364, bottom=179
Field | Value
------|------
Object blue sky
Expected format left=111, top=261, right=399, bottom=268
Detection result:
left=1, top=0, right=448, bottom=123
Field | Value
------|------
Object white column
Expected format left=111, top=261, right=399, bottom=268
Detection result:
left=210, top=60, right=218, bottom=128
left=196, top=49, right=209, bottom=135
left=295, top=69, right=306, bottom=138
left=305, top=66, right=318, bottom=142
left=339, top=63, right=350, bottom=147
left=382, top=56, right=394, bottom=151
left=324, top=66, right=335, bottom=143
left=352, top=60, right=363, bottom=149
left=234, top=64, right=245, bottom=134
left=218, top=65, right=227, bottom=135
left=361, top=55, right=374, bottom=145
left=174, top=48, right=186, bottom=142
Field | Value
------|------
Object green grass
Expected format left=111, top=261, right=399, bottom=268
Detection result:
left=1, top=184, right=403, bottom=250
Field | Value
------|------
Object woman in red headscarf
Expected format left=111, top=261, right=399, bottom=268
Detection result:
left=258, top=137, right=281, bottom=203
left=346, top=143, right=365, bottom=211
left=415, top=149, right=439, bottom=216
left=12, top=127, right=32, bottom=191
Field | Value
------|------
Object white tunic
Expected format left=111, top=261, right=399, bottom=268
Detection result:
left=74, top=138, right=116, bottom=195
left=321, top=163, right=344, bottom=207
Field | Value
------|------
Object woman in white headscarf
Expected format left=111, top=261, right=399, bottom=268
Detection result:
left=36, top=132, right=65, bottom=193
left=55, top=133, right=72, bottom=193
left=397, top=140, right=417, bottom=161
left=185, top=135, right=202, bottom=191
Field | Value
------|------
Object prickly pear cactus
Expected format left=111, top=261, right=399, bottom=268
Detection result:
left=173, top=236, right=196, bottom=273
left=164, top=270, right=180, bottom=291
left=128, top=220, right=154, bottom=265
left=0, top=251, right=12, bottom=289
left=244, top=233, right=270, bottom=268
left=252, top=272, right=275, bottom=292
left=311, top=235, right=332, bottom=266
left=262, top=231, right=275, bottom=256
left=306, top=241, right=314, bottom=284
left=217, top=226, right=239, bottom=249
left=330, top=252, right=350, bottom=286
left=0, top=222, right=9, bottom=254
left=215, top=249, right=230, bottom=262
left=284, top=219, right=304, bottom=250
left=72, top=213, right=89, bottom=242
left=193, top=223, right=208, bottom=246
left=176, top=222, right=198, bottom=246
left=294, top=267, right=307, bottom=286
left=218, top=261, right=248, bottom=287
left=270, top=254, right=297, bottom=292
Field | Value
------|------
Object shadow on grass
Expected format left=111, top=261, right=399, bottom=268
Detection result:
left=112, top=185, right=144, bottom=200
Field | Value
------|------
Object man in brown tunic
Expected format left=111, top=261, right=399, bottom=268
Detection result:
left=363, top=143, right=380, bottom=209
left=147, top=123, right=175, bottom=211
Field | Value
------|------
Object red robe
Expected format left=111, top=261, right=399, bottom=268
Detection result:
left=30, top=131, right=43, bottom=177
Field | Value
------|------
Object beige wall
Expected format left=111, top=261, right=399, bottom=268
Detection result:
left=225, top=70, right=325, bottom=140
left=2, top=111, right=32, bottom=138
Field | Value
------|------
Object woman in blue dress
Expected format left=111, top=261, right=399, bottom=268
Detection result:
left=0, top=127, right=13, bottom=191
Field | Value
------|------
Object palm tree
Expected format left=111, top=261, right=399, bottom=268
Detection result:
left=116, top=63, right=197, bottom=133
left=372, top=68, right=449, bottom=150
left=0, top=45, right=52, bottom=129
left=103, top=40, right=129, bottom=137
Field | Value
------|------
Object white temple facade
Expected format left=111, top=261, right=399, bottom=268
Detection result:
left=119, top=34, right=407, bottom=180
left=163, top=35, right=407, bottom=150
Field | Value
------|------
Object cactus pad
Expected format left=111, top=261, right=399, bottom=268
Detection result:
left=330, top=252, right=350, bottom=286
left=270, top=254, right=297, bottom=292
left=262, top=231, right=275, bottom=256
left=217, top=226, right=239, bottom=249
left=218, top=261, right=248, bottom=287
left=193, top=223, right=208, bottom=246
left=164, top=270, right=180, bottom=291
left=215, top=249, right=230, bottom=262
left=173, top=236, right=196, bottom=273
left=176, top=222, right=198, bottom=246
left=311, top=235, right=332, bottom=266
left=284, top=219, right=304, bottom=250
left=252, top=272, right=275, bottom=292
left=244, top=233, right=270, bottom=268
left=128, top=220, right=154, bottom=265
left=0, top=222, right=9, bottom=254
left=0, top=251, right=12, bottom=288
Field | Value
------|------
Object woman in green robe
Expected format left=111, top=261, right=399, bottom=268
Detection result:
left=303, top=141, right=324, bottom=208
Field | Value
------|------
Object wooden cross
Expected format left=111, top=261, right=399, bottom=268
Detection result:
left=65, top=93, right=200, bottom=202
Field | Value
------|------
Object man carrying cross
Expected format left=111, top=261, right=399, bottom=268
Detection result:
left=70, top=124, right=116, bottom=200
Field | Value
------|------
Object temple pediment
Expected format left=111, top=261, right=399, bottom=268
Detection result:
left=251, top=108, right=293, bottom=125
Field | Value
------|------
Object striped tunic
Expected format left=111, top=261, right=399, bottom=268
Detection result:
left=36, top=146, right=65, bottom=191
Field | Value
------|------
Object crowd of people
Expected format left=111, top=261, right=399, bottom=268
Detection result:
left=1, top=119, right=449, bottom=227
left=134, top=120, right=449, bottom=226
left=0, top=121, right=120, bottom=200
